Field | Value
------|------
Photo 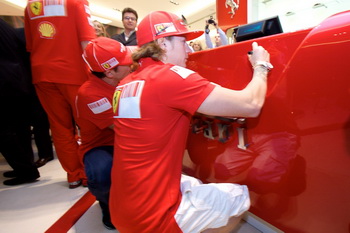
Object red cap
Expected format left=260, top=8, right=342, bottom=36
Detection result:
left=136, top=11, right=204, bottom=46
left=83, top=37, right=136, bottom=72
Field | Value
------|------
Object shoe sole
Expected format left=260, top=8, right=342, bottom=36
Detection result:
left=3, top=178, right=39, bottom=186
left=69, top=180, right=82, bottom=189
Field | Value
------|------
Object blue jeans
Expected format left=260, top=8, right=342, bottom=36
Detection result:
left=84, top=146, right=113, bottom=215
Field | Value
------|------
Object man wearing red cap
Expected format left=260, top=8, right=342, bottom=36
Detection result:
left=24, top=0, right=95, bottom=188
left=110, top=11, right=273, bottom=232
left=76, top=37, right=135, bottom=230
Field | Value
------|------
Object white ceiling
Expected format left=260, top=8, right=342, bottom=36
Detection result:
left=0, top=0, right=217, bottom=30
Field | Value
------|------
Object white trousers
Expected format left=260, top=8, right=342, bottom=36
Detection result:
left=174, top=175, right=250, bottom=233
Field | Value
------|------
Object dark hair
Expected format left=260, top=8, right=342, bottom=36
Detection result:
left=91, top=66, right=119, bottom=78
left=122, top=7, right=138, bottom=21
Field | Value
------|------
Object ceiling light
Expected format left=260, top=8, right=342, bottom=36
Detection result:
left=170, top=0, right=179, bottom=5
left=313, top=3, right=327, bottom=8
left=285, top=11, right=295, bottom=16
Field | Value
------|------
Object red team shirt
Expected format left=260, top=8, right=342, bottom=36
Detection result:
left=24, top=0, right=95, bottom=85
left=110, top=58, right=216, bottom=232
left=75, top=75, right=115, bottom=157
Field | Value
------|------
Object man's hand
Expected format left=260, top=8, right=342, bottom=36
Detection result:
left=248, top=42, right=271, bottom=68
left=205, top=20, right=210, bottom=34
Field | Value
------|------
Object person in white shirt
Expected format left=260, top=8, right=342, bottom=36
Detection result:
left=205, top=17, right=228, bottom=48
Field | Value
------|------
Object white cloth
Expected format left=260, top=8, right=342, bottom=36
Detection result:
left=174, top=175, right=250, bottom=233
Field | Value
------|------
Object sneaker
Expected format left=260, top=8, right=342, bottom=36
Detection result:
left=68, top=180, right=82, bottom=189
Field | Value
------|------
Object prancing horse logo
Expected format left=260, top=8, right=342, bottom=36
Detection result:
left=225, top=0, right=239, bottom=18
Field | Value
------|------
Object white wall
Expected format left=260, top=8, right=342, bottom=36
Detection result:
left=251, top=0, right=350, bottom=32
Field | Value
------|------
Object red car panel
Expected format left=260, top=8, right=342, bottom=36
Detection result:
left=185, top=10, right=350, bottom=233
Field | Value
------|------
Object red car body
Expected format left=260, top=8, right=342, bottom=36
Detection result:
left=185, top=10, right=350, bottom=233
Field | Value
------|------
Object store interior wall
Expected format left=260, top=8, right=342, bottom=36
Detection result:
left=251, top=0, right=350, bottom=33
left=1, top=1, right=350, bottom=45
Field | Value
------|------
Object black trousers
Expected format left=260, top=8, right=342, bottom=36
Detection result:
left=0, top=95, right=39, bottom=178
left=30, top=94, right=54, bottom=159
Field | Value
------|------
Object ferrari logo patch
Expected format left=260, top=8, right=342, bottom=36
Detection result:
left=29, top=1, right=44, bottom=17
left=113, top=81, right=144, bottom=119
left=27, top=0, right=67, bottom=19
left=113, top=89, right=122, bottom=114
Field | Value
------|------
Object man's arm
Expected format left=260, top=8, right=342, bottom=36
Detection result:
left=24, top=8, right=32, bottom=52
left=217, top=27, right=228, bottom=46
left=197, top=42, right=270, bottom=118
left=75, top=1, right=95, bottom=49
left=205, top=33, right=213, bottom=49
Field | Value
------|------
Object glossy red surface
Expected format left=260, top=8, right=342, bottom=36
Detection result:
left=185, top=10, right=350, bottom=233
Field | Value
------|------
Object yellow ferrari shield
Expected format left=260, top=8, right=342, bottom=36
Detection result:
left=30, top=2, right=43, bottom=16
left=113, top=89, right=122, bottom=114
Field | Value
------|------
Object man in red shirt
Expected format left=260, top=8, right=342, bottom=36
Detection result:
left=110, top=11, right=273, bottom=232
left=76, top=37, right=135, bottom=230
left=24, top=0, right=96, bottom=188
